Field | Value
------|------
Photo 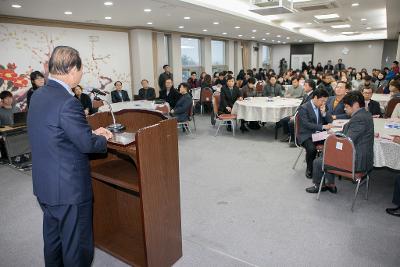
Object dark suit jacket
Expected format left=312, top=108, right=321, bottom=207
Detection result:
left=219, top=86, right=242, bottom=114
left=173, top=93, right=192, bottom=122
left=294, top=92, right=313, bottom=113
left=263, top=83, right=284, bottom=97
left=367, top=100, right=382, bottom=117
left=75, top=93, right=92, bottom=114
left=326, top=96, right=349, bottom=120
left=138, top=87, right=156, bottom=100
left=297, top=101, right=329, bottom=144
left=341, top=108, right=374, bottom=172
left=159, top=87, right=181, bottom=109
left=27, top=79, right=107, bottom=205
left=158, top=72, right=173, bottom=90
left=111, top=90, right=130, bottom=103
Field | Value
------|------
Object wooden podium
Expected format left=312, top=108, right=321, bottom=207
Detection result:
left=87, top=109, right=182, bottom=267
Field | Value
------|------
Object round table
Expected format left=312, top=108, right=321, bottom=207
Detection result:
left=371, top=94, right=391, bottom=108
left=231, top=97, right=302, bottom=123
left=373, top=118, right=400, bottom=170
left=98, top=100, right=170, bottom=113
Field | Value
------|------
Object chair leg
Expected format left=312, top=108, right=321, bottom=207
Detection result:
left=275, top=123, right=279, bottom=140
left=351, top=179, right=362, bottom=212
left=201, top=104, right=204, bottom=115
left=317, top=174, right=325, bottom=200
left=365, top=175, right=370, bottom=200
left=192, top=116, right=196, bottom=131
left=292, top=148, right=303, bottom=170
left=231, top=120, right=235, bottom=137
left=185, top=123, right=192, bottom=135
left=215, top=121, right=221, bottom=137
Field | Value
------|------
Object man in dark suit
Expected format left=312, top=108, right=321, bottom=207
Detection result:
left=317, top=74, right=334, bottom=96
left=323, top=60, right=334, bottom=73
left=219, top=75, right=243, bottom=131
left=306, top=91, right=374, bottom=193
left=137, top=79, right=156, bottom=100
left=158, top=64, right=173, bottom=91
left=362, top=87, right=382, bottom=117
left=170, top=83, right=192, bottom=122
left=297, top=88, right=332, bottom=178
left=280, top=79, right=316, bottom=146
left=27, top=46, right=112, bottom=266
left=111, top=81, right=130, bottom=103
left=159, top=78, right=181, bottom=109
left=263, top=76, right=283, bottom=97
left=324, top=81, right=350, bottom=121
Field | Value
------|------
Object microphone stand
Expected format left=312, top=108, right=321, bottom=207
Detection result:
left=92, top=90, right=125, bottom=133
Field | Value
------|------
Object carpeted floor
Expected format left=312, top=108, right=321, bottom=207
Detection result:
left=1, top=115, right=399, bottom=267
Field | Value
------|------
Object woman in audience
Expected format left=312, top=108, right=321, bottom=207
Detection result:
left=27, top=71, right=45, bottom=109
left=236, top=69, right=245, bottom=81
left=138, top=79, right=156, bottom=100
left=241, top=77, right=257, bottom=98
left=352, top=72, right=363, bottom=90
left=201, top=74, right=212, bottom=89
left=0, top=91, right=19, bottom=126
left=374, top=71, right=387, bottom=91
left=199, top=71, right=207, bottom=85
left=315, top=62, right=323, bottom=73
left=72, top=85, right=92, bottom=116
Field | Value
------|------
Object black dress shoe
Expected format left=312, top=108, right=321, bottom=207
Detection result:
left=305, top=170, right=312, bottom=179
left=227, top=125, right=232, bottom=132
left=280, top=136, right=290, bottom=142
left=306, top=185, right=328, bottom=193
left=386, top=206, right=400, bottom=217
left=326, top=186, right=338, bottom=194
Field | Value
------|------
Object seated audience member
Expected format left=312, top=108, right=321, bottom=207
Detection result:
left=306, top=91, right=374, bottom=194
left=324, top=81, right=349, bottom=121
left=199, top=71, right=207, bottom=85
left=386, top=137, right=400, bottom=217
left=358, top=75, right=377, bottom=92
left=352, top=72, right=363, bottom=91
left=170, top=83, right=192, bottom=122
left=138, top=79, right=156, bottom=100
left=309, top=69, right=318, bottom=80
left=111, top=81, right=130, bottom=103
left=391, top=103, right=400, bottom=119
left=315, top=63, right=323, bottom=73
left=285, top=77, right=304, bottom=98
left=27, top=71, right=45, bottom=108
left=219, top=75, right=243, bottom=132
left=362, top=87, right=382, bottom=117
left=389, top=80, right=400, bottom=98
left=297, top=88, right=332, bottom=178
left=201, top=74, right=212, bottom=89
left=215, top=72, right=227, bottom=86
left=374, top=71, right=387, bottom=90
left=318, top=74, right=334, bottom=96
left=159, top=78, right=181, bottom=109
left=241, top=77, right=257, bottom=98
left=280, top=79, right=316, bottom=146
left=263, top=76, right=283, bottom=97
left=187, top=72, right=199, bottom=89
left=0, top=91, right=19, bottom=126
left=73, top=85, right=92, bottom=116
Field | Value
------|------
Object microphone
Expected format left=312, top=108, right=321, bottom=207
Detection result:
left=91, top=88, right=108, bottom=96
left=101, top=99, right=125, bottom=133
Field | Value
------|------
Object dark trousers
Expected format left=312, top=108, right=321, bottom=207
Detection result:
left=301, top=138, right=323, bottom=173
left=312, top=157, right=335, bottom=185
left=280, top=116, right=295, bottom=141
left=393, top=175, right=400, bottom=206
left=39, top=200, right=94, bottom=267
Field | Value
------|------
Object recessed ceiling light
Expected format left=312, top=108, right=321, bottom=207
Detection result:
left=184, top=16, right=191, bottom=20
left=251, top=36, right=255, bottom=39
left=361, top=18, right=367, bottom=21
left=314, top=13, right=340, bottom=20
left=262, top=38, right=266, bottom=41
left=222, top=32, right=227, bottom=35
left=331, top=24, right=351, bottom=28
left=64, top=11, right=72, bottom=15
left=283, top=42, right=286, bottom=44
left=322, top=29, right=327, bottom=32
left=238, top=34, right=243, bottom=37
left=276, top=35, right=281, bottom=37
left=147, top=22, right=153, bottom=25
left=286, top=37, right=290, bottom=39
left=307, top=22, right=312, bottom=25
left=252, top=29, right=257, bottom=32
left=104, top=1, right=113, bottom=6
left=352, top=3, right=359, bottom=7
left=144, top=8, right=152, bottom=12
left=299, top=40, right=303, bottom=42
left=213, top=22, right=219, bottom=25
left=277, top=41, right=281, bottom=43
left=178, top=26, right=184, bottom=29
left=272, top=40, right=275, bottom=42
left=341, top=31, right=357, bottom=35
left=235, top=26, right=240, bottom=29
left=105, top=16, right=112, bottom=20
left=11, top=4, right=21, bottom=8
left=266, top=32, right=270, bottom=35
left=203, top=29, right=208, bottom=32
left=366, top=27, right=372, bottom=30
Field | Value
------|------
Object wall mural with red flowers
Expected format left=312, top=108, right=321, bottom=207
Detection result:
left=0, top=23, right=131, bottom=111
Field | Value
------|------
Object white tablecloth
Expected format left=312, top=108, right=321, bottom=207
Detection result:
left=373, top=118, right=400, bottom=170
left=98, top=100, right=169, bottom=113
left=371, top=94, right=391, bottom=108
left=231, top=97, right=302, bottom=123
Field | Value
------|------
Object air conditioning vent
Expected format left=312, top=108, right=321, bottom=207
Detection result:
left=250, top=0, right=294, bottom=15
left=320, top=18, right=351, bottom=24
left=294, top=0, right=339, bottom=12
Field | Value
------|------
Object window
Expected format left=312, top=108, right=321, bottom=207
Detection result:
left=262, top=45, right=270, bottom=69
left=212, top=40, right=228, bottom=74
left=181, top=37, right=201, bottom=81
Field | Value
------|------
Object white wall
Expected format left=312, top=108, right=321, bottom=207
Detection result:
left=314, top=40, right=384, bottom=73
left=271, top=45, right=290, bottom=73
left=397, top=35, right=400, bottom=61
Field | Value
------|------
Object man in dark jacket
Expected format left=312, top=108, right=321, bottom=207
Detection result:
left=219, top=75, right=243, bottom=131
left=111, top=81, right=130, bottom=103
left=362, top=87, right=382, bottom=117
left=158, top=64, right=173, bottom=91
left=138, top=79, right=156, bottom=100
left=159, top=78, right=181, bottom=109
left=306, top=91, right=374, bottom=193
left=170, top=83, right=192, bottom=122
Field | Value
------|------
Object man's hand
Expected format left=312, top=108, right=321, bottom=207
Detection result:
left=84, top=109, right=89, bottom=116
left=93, top=127, right=113, bottom=140
left=332, top=115, right=337, bottom=120
left=323, top=124, right=333, bottom=130
left=226, top=107, right=232, bottom=112
left=393, top=136, right=400, bottom=144
left=372, top=114, right=380, bottom=118
left=320, top=105, right=326, bottom=113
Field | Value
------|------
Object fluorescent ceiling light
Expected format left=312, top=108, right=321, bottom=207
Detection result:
left=213, top=22, right=219, bottom=25
left=341, top=32, right=357, bottom=35
left=252, top=29, right=257, bottom=32
left=238, top=34, right=243, bottom=37
left=266, top=32, right=270, bottom=35
left=262, top=38, right=266, bottom=41
left=179, top=26, right=184, bottom=29
left=147, top=22, right=153, bottom=25
left=235, top=26, right=240, bottom=29
left=144, top=9, right=151, bottom=12
left=251, top=36, right=255, bottom=39
left=105, top=16, right=112, bottom=20
left=11, top=4, right=21, bottom=8
left=104, top=2, right=113, bottom=6
left=276, top=35, right=281, bottom=38
left=184, top=16, right=191, bottom=20
left=289, top=0, right=311, bottom=2
left=331, top=24, right=351, bottom=28
left=202, top=29, right=208, bottom=32
left=64, top=11, right=72, bottom=15
left=222, top=32, right=227, bottom=35
left=314, top=14, right=340, bottom=20
left=352, top=3, right=359, bottom=7
left=361, top=18, right=367, bottom=21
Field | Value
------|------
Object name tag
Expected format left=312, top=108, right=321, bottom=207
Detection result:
left=336, top=142, right=343, bottom=150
